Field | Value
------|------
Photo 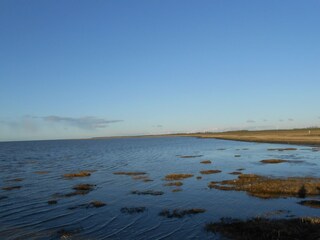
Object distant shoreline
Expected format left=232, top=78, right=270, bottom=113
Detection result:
left=92, top=128, right=320, bottom=146
left=189, top=128, right=320, bottom=146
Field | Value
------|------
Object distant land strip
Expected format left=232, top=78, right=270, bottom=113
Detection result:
left=91, top=128, right=320, bottom=146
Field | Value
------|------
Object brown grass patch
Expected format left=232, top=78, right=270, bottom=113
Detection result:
left=72, top=184, right=95, bottom=191
left=260, top=159, right=288, bottom=164
left=63, top=171, right=91, bottom=178
left=200, top=160, right=212, bottom=164
left=164, top=173, right=194, bottom=181
left=205, top=217, right=320, bottom=240
left=200, top=170, right=221, bottom=175
left=299, top=200, right=320, bottom=209
left=113, top=171, right=147, bottom=176
left=164, top=181, right=183, bottom=187
left=159, top=208, right=205, bottom=218
left=208, top=174, right=320, bottom=199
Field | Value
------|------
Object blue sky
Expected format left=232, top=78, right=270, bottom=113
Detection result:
left=1, top=0, right=320, bottom=141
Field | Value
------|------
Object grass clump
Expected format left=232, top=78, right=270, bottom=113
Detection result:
left=113, top=171, right=147, bottom=176
left=63, top=171, right=91, bottom=178
left=159, top=208, right=205, bottom=218
left=121, top=207, right=146, bottom=214
left=179, top=155, right=203, bottom=158
left=164, top=181, right=183, bottom=187
left=200, top=160, right=212, bottom=164
left=165, top=173, right=194, bottom=181
left=131, top=190, right=164, bottom=196
left=205, top=217, right=320, bottom=240
left=299, top=200, right=320, bottom=209
left=200, top=170, right=221, bottom=175
left=208, top=174, right=320, bottom=199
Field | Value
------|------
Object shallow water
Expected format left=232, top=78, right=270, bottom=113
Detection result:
left=0, top=137, right=319, bottom=239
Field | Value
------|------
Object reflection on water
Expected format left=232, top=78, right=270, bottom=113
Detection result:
left=0, top=137, right=319, bottom=239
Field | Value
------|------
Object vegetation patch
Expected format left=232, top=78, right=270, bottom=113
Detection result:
left=172, top=188, right=182, bottom=192
left=260, top=159, right=288, bottom=164
left=299, top=200, right=320, bottom=209
left=267, top=148, right=297, bottom=151
left=63, top=171, right=92, bottom=178
left=69, top=201, right=106, bottom=210
left=113, top=171, right=147, bottom=176
left=165, top=173, right=194, bottom=181
left=208, top=174, right=320, bottom=199
left=159, top=208, right=205, bottom=218
left=121, top=207, right=146, bottom=214
left=131, top=190, right=164, bottom=196
left=2, top=186, right=21, bottom=191
left=179, top=155, right=203, bottom=158
left=196, top=176, right=202, bottom=180
left=200, top=170, right=221, bottom=175
left=200, top=160, right=212, bottom=164
left=164, top=181, right=183, bottom=187
left=6, top=178, right=24, bottom=182
left=205, top=217, right=320, bottom=240
left=229, top=171, right=242, bottom=175
left=57, top=228, right=82, bottom=239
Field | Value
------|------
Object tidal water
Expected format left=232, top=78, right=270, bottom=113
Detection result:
left=0, top=137, right=319, bottom=239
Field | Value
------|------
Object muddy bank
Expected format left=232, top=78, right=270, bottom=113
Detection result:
left=205, top=217, right=320, bottom=240
left=209, top=174, right=320, bottom=198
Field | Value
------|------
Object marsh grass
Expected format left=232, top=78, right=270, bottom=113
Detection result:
left=200, top=170, right=221, bottom=175
left=205, top=217, right=320, bottom=240
left=164, top=173, right=194, bottom=181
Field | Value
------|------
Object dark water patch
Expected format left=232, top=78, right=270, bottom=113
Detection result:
left=120, top=207, right=146, bottom=214
left=200, top=170, right=221, bottom=175
left=196, top=176, right=202, bottom=180
left=205, top=217, right=320, bottom=240
left=164, top=173, right=193, bottom=180
left=234, top=155, right=241, bottom=157
left=48, top=200, right=58, bottom=205
left=2, top=186, right=21, bottom=191
left=0, top=196, right=8, bottom=200
left=34, top=171, right=50, bottom=174
left=159, top=208, right=205, bottom=218
left=5, top=178, right=24, bottom=182
left=299, top=200, right=320, bottom=209
left=131, top=190, right=164, bottom=196
left=229, top=171, right=242, bottom=175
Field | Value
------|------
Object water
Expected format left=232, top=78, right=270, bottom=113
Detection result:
left=0, top=137, right=319, bottom=239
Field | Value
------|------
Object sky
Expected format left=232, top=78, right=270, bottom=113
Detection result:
left=1, top=0, right=320, bottom=141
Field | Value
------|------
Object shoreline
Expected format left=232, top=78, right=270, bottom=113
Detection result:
left=188, top=128, right=320, bottom=146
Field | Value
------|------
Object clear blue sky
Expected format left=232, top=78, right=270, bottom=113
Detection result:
left=1, top=0, right=320, bottom=141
